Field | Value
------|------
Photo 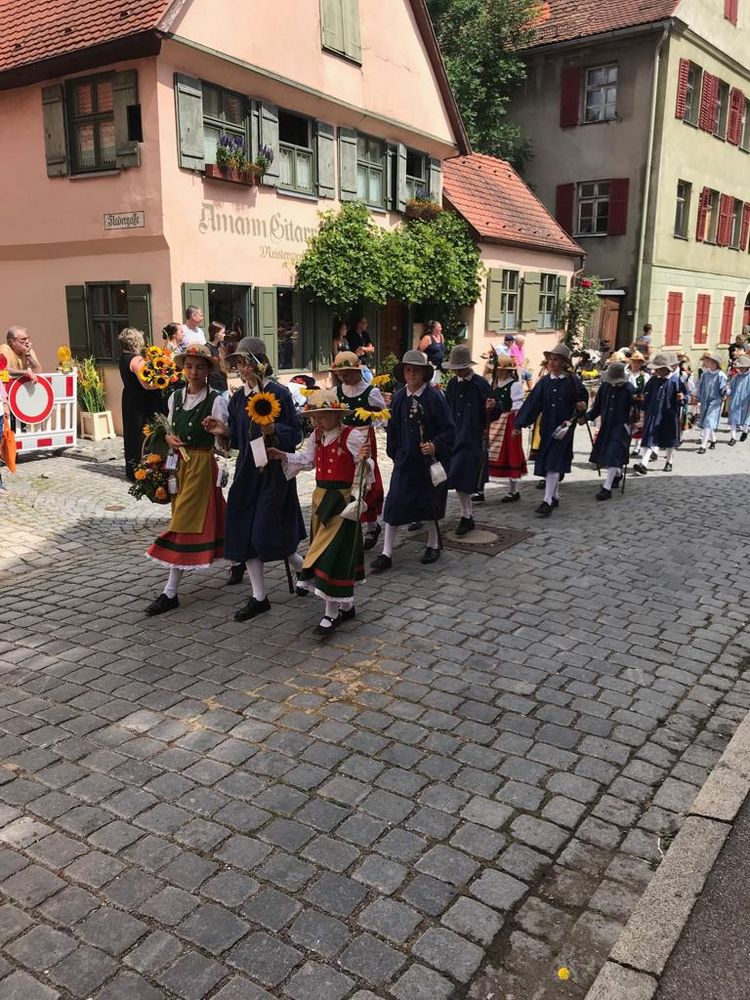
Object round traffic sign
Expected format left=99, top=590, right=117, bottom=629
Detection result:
left=8, top=375, right=54, bottom=425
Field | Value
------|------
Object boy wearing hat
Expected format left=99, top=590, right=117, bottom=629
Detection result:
left=512, top=343, right=588, bottom=517
left=727, top=355, right=750, bottom=444
left=583, top=362, right=636, bottom=500
left=371, top=350, right=455, bottom=570
left=633, top=353, right=682, bottom=473
left=443, top=344, right=492, bottom=534
left=329, top=351, right=387, bottom=550
left=268, top=390, right=372, bottom=635
left=695, top=353, right=727, bottom=454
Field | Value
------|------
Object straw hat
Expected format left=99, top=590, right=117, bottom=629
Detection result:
left=629, top=350, right=646, bottom=364
left=493, top=353, right=517, bottom=370
left=302, top=388, right=347, bottom=415
left=329, top=351, right=365, bottom=372
left=393, top=349, right=434, bottom=383
left=602, top=362, right=628, bottom=385
left=443, top=344, right=478, bottom=370
left=174, top=344, right=220, bottom=370
left=543, top=343, right=572, bottom=363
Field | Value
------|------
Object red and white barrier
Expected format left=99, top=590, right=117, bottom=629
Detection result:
left=7, top=372, right=78, bottom=455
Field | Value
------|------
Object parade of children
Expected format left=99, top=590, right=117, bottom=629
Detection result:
left=131, top=325, right=749, bottom=635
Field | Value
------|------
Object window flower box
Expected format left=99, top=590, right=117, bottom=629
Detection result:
left=204, top=163, right=261, bottom=186
left=405, top=198, right=443, bottom=222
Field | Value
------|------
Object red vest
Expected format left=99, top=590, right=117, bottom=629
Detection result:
left=316, top=426, right=355, bottom=484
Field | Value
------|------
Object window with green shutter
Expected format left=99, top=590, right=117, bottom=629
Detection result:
left=356, top=135, right=386, bottom=209
left=538, top=274, right=558, bottom=329
left=64, top=282, right=152, bottom=361
left=486, top=269, right=519, bottom=331
left=320, top=0, right=362, bottom=63
left=279, top=110, right=315, bottom=195
left=202, top=83, right=249, bottom=167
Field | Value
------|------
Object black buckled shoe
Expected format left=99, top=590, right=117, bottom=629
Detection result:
left=535, top=480, right=545, bottom=490
left=729, top=439, right=737, bottom=447
left=370, top=554, right=392, bottom=573
left=316, top=613, right=341, bottom=636
left=340, top=606, right=356, bottom=623
left=741, top=431, right=748, bottom=442
left=648, top=452, right=658, bottom=462
left=363, top=524, right=382, bottom=551
left=145, top=593, right=179, bottom=616
left=234, top=596, right=271, bottom=622
left=595, top=487, right=612, bottom=501
left=421, top=547, right=441, bottom=564
left=501, top=492, right=520, bottom=504
left=709, top=441, right=716, bottom=450
left=455, top=517, right=475, bottom=536
left=551, top=498, right=559, bottom=508
left=471, top=493, right=485, bottom=503
left=663, top=462, right=673, bottom=472
left=697, top=447, right=706, bottom=455
left=632, top=463, right=648, bottom=475
left=407, top=521, right=424, bottom=532
left=535, top=501, right=552, bottom=517
left=226, top=563, right=245, bottom=586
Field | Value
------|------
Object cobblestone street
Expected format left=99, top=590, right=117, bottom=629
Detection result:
left=2, top=429, right=750, bottom=1000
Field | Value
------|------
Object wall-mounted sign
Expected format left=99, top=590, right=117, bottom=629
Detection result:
left=104, top=211, right=145, bottom=231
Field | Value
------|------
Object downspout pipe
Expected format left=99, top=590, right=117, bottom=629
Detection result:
left=633, top=22, right=673, bottom=334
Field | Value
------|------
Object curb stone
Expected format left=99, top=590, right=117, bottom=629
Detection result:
left=585, top=705, right=750, bottom=998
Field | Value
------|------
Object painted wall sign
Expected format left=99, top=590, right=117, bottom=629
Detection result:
left=198, top=203, right=317, bottom=248
left=104, top=211, right=145, bottom=231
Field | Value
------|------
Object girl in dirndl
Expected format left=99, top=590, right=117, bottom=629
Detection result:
left=144, top=345, right=228, bottom=615
left=486, top=353, right=527, bottom=503
left=268, top=390, right=372, bottom=636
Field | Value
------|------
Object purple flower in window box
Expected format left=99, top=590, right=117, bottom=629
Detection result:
left=255, top=143, right=275, bottom=175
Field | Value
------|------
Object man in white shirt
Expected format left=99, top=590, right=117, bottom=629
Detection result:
left=180, top=306, right=206, bottom=349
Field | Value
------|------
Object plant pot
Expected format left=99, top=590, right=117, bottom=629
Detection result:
left=204, top=163, right=260, bottom=186
left=80, top=410, right=116, bottom=441
left=404, top=201, right=443, bottom=222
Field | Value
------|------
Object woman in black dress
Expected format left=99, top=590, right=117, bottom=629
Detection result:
left=118, top=328, right=164, bottom=481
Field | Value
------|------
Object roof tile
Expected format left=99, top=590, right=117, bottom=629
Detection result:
left=443, top=153, right=583, bottom=257
left=530, top=0, right=679, bottom=47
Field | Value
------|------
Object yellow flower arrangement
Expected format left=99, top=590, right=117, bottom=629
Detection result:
left=246, top=392, right=281, bottom=426
left=56, top=345, right=73, bottom=372
left=372, top=374, right=391, bottom=388
left=353, top=406, right=390, bottom=423
left=142, top=424, right=152, bottom=437
left=134, top=468, right=147, bottom=481
left=146, top=453, right=162, bottom=465
left=580, top=369, right=600, bottom=380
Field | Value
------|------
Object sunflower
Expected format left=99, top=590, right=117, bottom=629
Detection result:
left=138, top=368, right=156, bottom=386
left=246, top=392, right=281, bottom=426
left=372, top=374, right=392, bottom=388
left=354, top=406, right=390, bottom=423
left=145, top=346, right=163, bottom=362
left=146, top=453, right=162, bottom=465
left=153, top=374, right=170, bottom=390
left=134, top=468, right=148, bottom=481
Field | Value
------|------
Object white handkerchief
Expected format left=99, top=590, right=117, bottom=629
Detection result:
left=251, top=437, right=268, bottom=468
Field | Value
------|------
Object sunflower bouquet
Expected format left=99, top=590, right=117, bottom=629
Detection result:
left=138, top=346, right=182, bottom=391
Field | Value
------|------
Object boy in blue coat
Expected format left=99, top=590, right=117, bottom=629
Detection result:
left=584, top=361, right=636, bottom=500
left=443, top=344, right=491, bottom=535
left=633, top=353, right=682, bottom=474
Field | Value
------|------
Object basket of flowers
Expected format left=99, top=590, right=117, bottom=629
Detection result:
left=128, top=414, right=187, bottom=505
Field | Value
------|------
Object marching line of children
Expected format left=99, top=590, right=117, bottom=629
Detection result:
left=142, top=340, right=748, bottom=629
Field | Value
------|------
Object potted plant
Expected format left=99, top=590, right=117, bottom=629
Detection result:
left=205, top=135, right=275, bottom=186
left=75, top=356, right=115, bottom=441
left=405, top=188, right=443, bottom=222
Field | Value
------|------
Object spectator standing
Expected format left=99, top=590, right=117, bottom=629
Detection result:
left=181, top=306, right=206, bottom=348
left=207, top=322, right=228, bottom=395
left=332, top=321, right=350, bottom=359
left=417, top=320, right=447, bottom=379
left=1, top=327, right=42, bottom=380
left=162, top=323, right=182, bottom=357
left=118, top=328, right=165, bottom=482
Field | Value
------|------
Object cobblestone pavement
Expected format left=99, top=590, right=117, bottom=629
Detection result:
left=1, top=427, right=749, bottom=1000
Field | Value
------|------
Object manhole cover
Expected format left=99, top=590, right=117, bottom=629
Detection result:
left=407, top=522, right=532, bottom=556
left=104, top=504, right=124, bottom=512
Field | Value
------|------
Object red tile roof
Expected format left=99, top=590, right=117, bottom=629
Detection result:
left=0, top=0, right=174, bottom=74
left=443, top=153, right=583, bottom=257
left=529, top=0, right=680, bottom=47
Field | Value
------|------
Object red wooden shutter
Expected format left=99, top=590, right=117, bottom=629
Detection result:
left=728, top=88, right=744, bottom=144
left=608, top=178, right=630, bottom=236
left=725, top=0, right=738, bottom=24
left=555, top=183, right=575, bottom=234
left=699, top=74, right=718, bottom=131
left=675, top=59, right=691, bottom=119
left=665, top=292, right=683, bottom=346
left=740, top=203, right=750, bottom=250
left=717, top=194, right=733, bottom=245
left=720, top=296, right=736, bottom=343
left=694, top=294, right=711, bottom=345
left=560, top=67, right=582, bottom=128
left=695, top=187, right=711, bottom=241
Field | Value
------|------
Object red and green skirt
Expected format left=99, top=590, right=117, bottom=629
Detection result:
left=488, top=411, right=527, bottom=480
left=298, top=485, right=364, bottom=602
left=146, top=449, right=226, bottom=570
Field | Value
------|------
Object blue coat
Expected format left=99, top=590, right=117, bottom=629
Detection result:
left=728, top=372, right=750, bottom=426
left=384, top=386, right=455, bottom=525
left=515, top=373, right=589, bottom=476
left=697, top=369, right=727, bottom=430
left=587, top=381, right=636, bottom=469
left=225, top=383, right=306, bottom=563
left=446, top=374, right=491, bottom=494
left=641, top=376, right=681, bottom=449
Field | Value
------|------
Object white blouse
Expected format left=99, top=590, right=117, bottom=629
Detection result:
left=167, top=387, right=228, bottom=444
left=496, top=377, right=525, bottom=412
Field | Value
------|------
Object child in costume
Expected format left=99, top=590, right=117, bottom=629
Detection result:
left=443, top=344, right=491, bottom=535
left=204, top=338, right=306, bottom=622
left=695, top=352, right=727, bottom=454
left=145, top=345, right=228, bottom=614
left=329, top=351, right=387, bottom=551
left=486, top=352, right=527, bottom=503
left=513, top=343, right=588, bottom=517
left=268, top=390, right=372, bottom=635
left=633, top=353, right=682, bottom=474
left=627, top=350, right=649, bottom=455
left=371, top=350, right=455, bottom=571
left=727, top=355, right=750, bottom=444
left=584, top=361, right=636, bottom=500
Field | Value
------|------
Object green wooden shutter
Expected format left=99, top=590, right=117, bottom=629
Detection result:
left=256, top=287, right=278, bottom=370
left=316, top=122, right=335, bottom=198
left=556, top=275, right=568, bottom=328
left=181, top=283, right=209, bottom=325
left=429, top=158, right=442, bottom=202
left=339, top=127, right=358, bottom=201
left=42, top=84, right=69, bottom=177
left=174, top=74, right=205, bottom=171
left=314, top=301, right=335, bottom=369
left=486, top=269, right=503, bottom=328
left=321, top=0, right=344, bottom=54
left=250, top=99, right=260, bottom=161
left=259, top=102, right=280, bottom=187
left=65, top=286, right=89, bottom=357
left=396, top=143, right=408, bottom=213
left=342, top=0, right=362, bottom=61
left=113, top=70, right=140, bottom=169
left=520, top=272, right=541, bottom=331
left=385, top=144, right=395, bottom=212
left=127, top=284, right=152, bottom=343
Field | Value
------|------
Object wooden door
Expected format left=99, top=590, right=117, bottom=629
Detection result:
left=378, top=298, right=406, bottom=365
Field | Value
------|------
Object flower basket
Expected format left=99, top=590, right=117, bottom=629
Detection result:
left=405, top=199, right=443, bottom=222
left=204, top=163, right=260, bottom=186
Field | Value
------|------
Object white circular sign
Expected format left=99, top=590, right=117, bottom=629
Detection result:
left=9, top=375, right=54, bottom=424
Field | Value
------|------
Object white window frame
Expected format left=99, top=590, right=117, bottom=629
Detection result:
left=498, top=270, right=519, bottom=331
left=538, top=273, right=557, bottom=329
left=714, top=81, right=730, bottom=138
left=674, top=180, right=691, bottom=239
left=278, top=110, right=315, bottom=195
left=576, top=181, right=610, bottom=236
left=684, top=63, right=702, bottom=126
left=584, top=65, right=618, bottom=123
left=730, top=198, right=743, bottom=248
left=356, top=135, right=386, bottom=209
